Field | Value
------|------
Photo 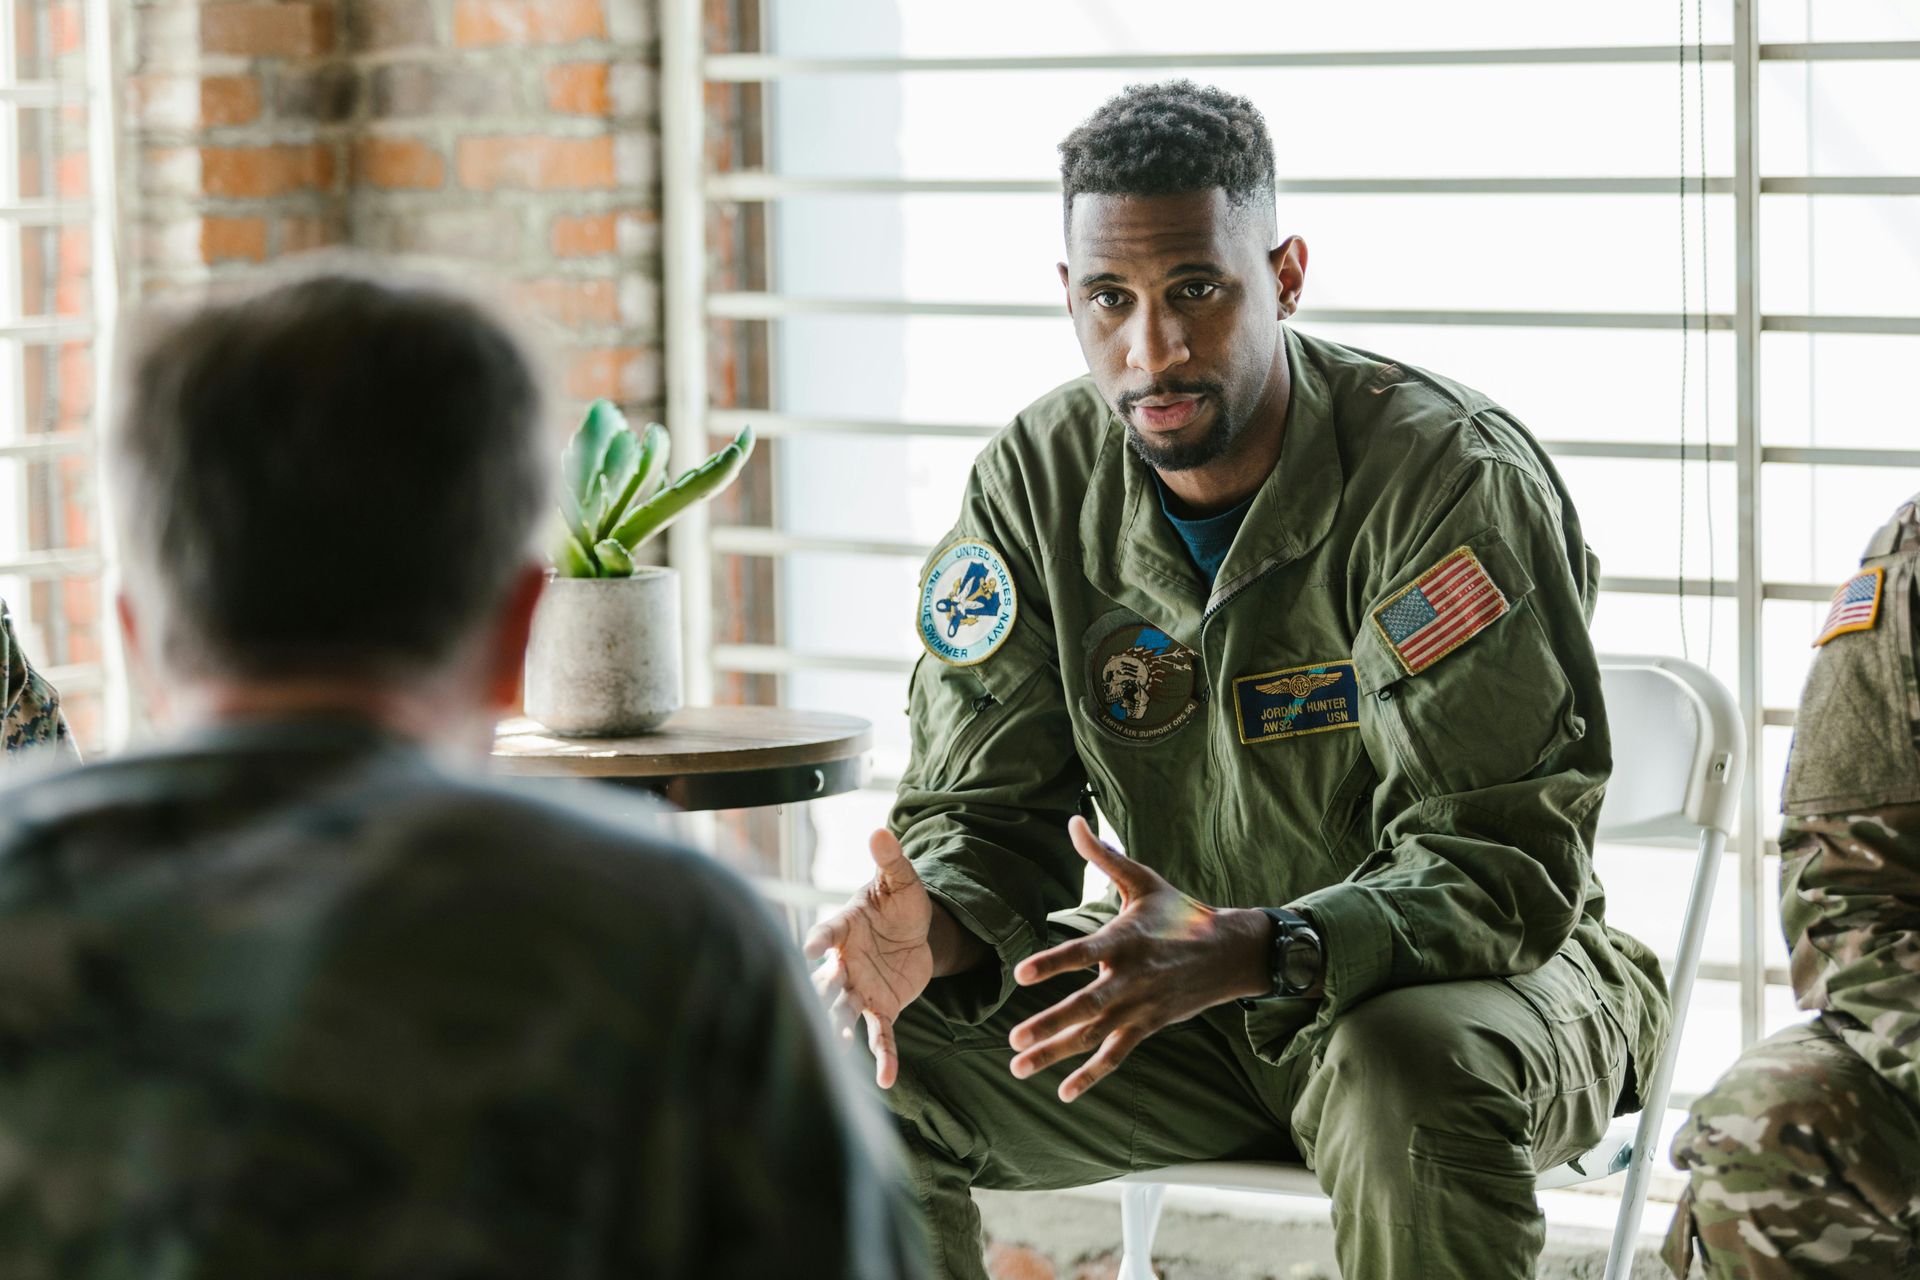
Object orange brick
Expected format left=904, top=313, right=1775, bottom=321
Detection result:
left=457, top=135, right=613, bottom=192
left=454, top=0, right=603, bottom=46
left=514, top=277, right=618, bottom=328
left=57, top=342, right=92, bottom=417
left=353, top=136, right=445, bottom=190
left=200, top=3, right=333, bottom=58
left=551, top=211, right=616, bottom=257
left=56, top=153, right=87, bottom=199
left=49, top=2, right=83, bottom=57
left=564, top=346, right=654, bottom=402
left=200, top=144, right=336, bottom=199
left=546, top=63, right=609, bottom=116
left=200, top=75, right=262, bottom=127
left=200, top=216, right=269, bottom=263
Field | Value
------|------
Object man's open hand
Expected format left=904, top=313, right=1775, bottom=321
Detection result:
left=1008, top=816, right=1272, bottom=1103
left=804, top=829, right=934, bottom=1090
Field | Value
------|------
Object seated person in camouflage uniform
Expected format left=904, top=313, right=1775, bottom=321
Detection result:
left=807, top=82, right=1666, bottom=1280
left=1666, top=496, right=1920, bottom=1280
left=1, top=597, right=78, bottom=765
left=0, top=267, right=925, bottom=1279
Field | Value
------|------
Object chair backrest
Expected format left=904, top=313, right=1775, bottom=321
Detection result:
left=1594, top=655, right=1745, bottom=843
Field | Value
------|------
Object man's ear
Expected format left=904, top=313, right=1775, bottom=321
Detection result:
left=482, top=563, right=547, bottom=714
left=1057, top=261, right=1074, bottom=318
left=1271, top=236, right=1308, bottom=319
left=116, top=589, right=168, bottom=725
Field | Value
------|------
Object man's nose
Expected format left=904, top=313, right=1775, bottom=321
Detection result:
left=1124, top=303, right=1189, bottom=375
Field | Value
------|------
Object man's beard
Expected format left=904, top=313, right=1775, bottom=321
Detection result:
left=1116, top=378, right=1237, bottom=472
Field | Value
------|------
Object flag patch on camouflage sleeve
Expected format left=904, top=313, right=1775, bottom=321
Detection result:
left=1371, top=547, right=1509, bottom=676
left=1814, top=568, right=1882, bottom=647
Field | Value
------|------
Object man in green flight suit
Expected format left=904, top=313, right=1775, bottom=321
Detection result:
left=807, top=81, right=1669, bottom=1279
left=1665, top=496, right=1920, bottom=1279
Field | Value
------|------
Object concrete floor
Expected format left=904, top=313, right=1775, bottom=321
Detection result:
left=976, top=1186, right=1680, bottom=1280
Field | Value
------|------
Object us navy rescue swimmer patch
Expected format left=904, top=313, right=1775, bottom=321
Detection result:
left=1813, top=568, right=1882, bottom=647
left=1233, top=661, right=1360, bottom=745
left=918, top=539, right=1018, bottom=666
left=1372, top=547, right=1508, bottom=676
left=1086, top=617, right=1199, bottom=742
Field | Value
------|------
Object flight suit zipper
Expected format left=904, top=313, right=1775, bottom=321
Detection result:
left=1198, top=557, right=1286, bottom=904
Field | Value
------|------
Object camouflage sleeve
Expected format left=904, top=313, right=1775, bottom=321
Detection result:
left=1779, top=801, right=1920, bottom=1115
left=1, top=602, right=78, bottom=763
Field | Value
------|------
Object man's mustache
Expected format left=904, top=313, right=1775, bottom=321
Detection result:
left=1116, top=378, right=1224, bottom=417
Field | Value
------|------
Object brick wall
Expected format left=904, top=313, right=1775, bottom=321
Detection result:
left=117, top=0, right=665, bottom=420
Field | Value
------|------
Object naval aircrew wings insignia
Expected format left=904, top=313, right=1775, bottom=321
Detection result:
left=1371, top=547, right=1509, bottom=676
left=1814, top=568, right=1882, bottom=647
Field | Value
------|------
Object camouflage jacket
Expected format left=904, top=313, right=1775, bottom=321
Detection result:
left=1, top=599, right=77, bottom=764
left=1780, top=494, right=1920, bottom=1116
left=0, top=718, right=926, bottom=1280
left=895, top=327, right=1666, bottom=1107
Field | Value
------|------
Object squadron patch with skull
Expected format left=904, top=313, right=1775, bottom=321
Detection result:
left=1084, top=613, right=1201, bottom=743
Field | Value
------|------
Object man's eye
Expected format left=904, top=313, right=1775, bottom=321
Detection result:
left=1179, top=282, right=1218, bottom=299
left=1092, top=290, right=1128, bottom=309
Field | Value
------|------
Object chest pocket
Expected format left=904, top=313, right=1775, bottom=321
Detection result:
left=1351, top=529, right=1583, bottom=798
left=1784, top=556, right=1920, bottom=814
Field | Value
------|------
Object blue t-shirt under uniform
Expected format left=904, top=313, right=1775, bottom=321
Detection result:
left=1154, top=475, right=1254, bottom=586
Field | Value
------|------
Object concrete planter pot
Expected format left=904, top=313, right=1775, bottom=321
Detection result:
left=524, top=567, right=682, bottom=736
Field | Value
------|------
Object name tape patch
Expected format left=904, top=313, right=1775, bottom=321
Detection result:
left=1372, top=547, right=1509, bottom=676
left=1234, top=660, right=1360, bottom=745
left=918, top=539, right=1019, bottom=666
left=1814, top=567, right=1883, bottom=647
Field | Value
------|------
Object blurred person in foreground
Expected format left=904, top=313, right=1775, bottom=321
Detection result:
left=1, top=596, right=78, bottom=766
left=1666, top=495, right=1920, bottom=1280
left=0, top=264, right=925, bottom=1280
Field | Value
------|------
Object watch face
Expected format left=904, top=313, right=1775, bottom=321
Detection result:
left=1279, top=932, right=1320, bottom=992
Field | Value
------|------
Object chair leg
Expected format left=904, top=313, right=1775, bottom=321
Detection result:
left=1118, top=1182, right=1167, bottom=1280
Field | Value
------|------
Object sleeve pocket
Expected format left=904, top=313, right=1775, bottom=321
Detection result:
left=1355, top=528, right=1583, bottom=797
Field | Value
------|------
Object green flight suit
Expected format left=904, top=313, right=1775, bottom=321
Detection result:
left=887, top=327, right=1668, bottom=1279
left=1666, top=496, right=1920, bottom=1279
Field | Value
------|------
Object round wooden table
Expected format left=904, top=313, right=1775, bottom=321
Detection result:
left=492, top=706, right=873, bottom=812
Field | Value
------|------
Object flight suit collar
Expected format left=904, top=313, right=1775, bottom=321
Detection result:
left=1078, top=326, right=1344, bottom=645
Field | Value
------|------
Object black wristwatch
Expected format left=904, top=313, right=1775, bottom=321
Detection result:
left=1249, top=907, right=1323, bottom=1001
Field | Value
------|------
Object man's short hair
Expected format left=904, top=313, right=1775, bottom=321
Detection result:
left=1057, top=80, right=1277, bottom=239
left=112, top=262, right=549, bottom=680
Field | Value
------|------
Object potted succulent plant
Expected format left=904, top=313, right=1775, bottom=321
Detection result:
left=524, top=399, right=754, bottom=736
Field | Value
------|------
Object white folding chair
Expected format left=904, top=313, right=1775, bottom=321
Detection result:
left=1114, top=654, right=1745, bottom=1280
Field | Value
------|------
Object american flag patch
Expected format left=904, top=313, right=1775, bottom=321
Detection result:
left=1814, top=568, right=1883, bottom=647
left=1372, top=547, right=1510, bottom=675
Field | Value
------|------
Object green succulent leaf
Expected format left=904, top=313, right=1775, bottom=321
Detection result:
left=610, top=422, right=756, bottom=553
left=563, top=399, right=627, bottom=507
left=554, top=529, right=597, bottom=578
left=594, top=538, right=635, bottom=577
left=593, top=428, right=641, bottom=536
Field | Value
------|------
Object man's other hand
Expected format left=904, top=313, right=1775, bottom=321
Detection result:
left=804, top=829, right=935, bottom=1090
left=1008, top=816, right=1272, bottom=1103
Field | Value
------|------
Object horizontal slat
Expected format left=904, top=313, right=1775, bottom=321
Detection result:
left=712, top=525, right=929, bottom=559
left=707, top=174, right=1737, bottom=200
left=0, top=318, right=92, bottom=342
left=1761, top=445, right=1920, bottom=468
left=1763, top=314, right=1920, bottom=336
left=705, top=44, right=1738, bottom=79
left=703, top=41, right=1920, bottom=79
left=1762, top=176, right=1920, bottom=196
left=0, top=200, right=92, bottom=224
left=41, top=663, right=102, bottom=696
left=0, top=432, right=93, bottom=461
left=0, top=81, right=85, bottom=106
left=709, top=294, right=1734, bottom=330
left=708, top=409, right=999, bottom=441
left=1762, top=708, right=1796, bottom=728
left=1694, top=960, right=1791, bottom=986
left=713, top=644, right=916, bottom=676
left=1548, top=440, right=1735, bottom=463
left=0, top=550, right=103, bottom=579
left=1764, top=581, right=1849, bottom=603
left=1602, top=576, right=1735, bottom=599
